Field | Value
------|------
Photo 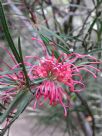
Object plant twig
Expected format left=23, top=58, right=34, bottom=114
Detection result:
left=76, top=93, right=95, bottom=136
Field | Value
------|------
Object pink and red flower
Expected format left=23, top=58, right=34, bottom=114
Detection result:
left=27, top=53, right=100, bottom=116
left=0, top=44, right=101, bottom=116
left=0, top=47, right=26, bottom=104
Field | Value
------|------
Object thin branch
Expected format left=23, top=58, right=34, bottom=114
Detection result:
left=76, top=93, right=95, bottom=136
left=40, top=0, right=50, bottom=29
left=7, top=0, right=37, bottom=36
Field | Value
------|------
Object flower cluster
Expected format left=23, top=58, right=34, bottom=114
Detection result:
left=0, top=46, right=101, bottom=116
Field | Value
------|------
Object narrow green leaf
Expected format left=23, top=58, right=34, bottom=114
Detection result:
left=40, top=26, right=69, bottom=49
left=40, top=34, right=70, bottom=54
left=18, top=37, right=31, bottom=90
left=40, top=34, right=50, bottom=44
left=88, top=48, right=102, bottom=54
left=76, top=61, right=93, bottom=66
left=57, top=44, right=70, bottom=54
left=33, top=78, right=45, bottom=84
left=40, top=34, right=52, bottom=55
left=83, top=15, right=99, bottom=41
left=0, top=91, right=33, bottom=135
left=13, top=91, right=32, bottom=119
left=54, top=50, right=60, bottom=59
left=0, top=90, right=26, bottom=123
left=0, top=103, right=6, bottom=110
left=0, top=86, right=14, bottom=92
left=0, top=1, right=21, bottom=63
left=53, top=50, right=63, bottom=63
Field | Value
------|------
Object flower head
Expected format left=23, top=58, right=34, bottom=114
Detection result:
left=28, top=53, right=100, bottom=116
left=0, top=70, right=26, bottom=104
left=0, top=47, right=26, bottom=104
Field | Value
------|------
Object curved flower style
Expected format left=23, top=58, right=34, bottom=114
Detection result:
left=27, top=53, right=100, bottom=116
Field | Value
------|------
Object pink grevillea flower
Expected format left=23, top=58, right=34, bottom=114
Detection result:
left=0, top=47, right=26, bottom=104
left=0, top=70, right=26, bottom=105
left=27, top=53, right=101, bottom=116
